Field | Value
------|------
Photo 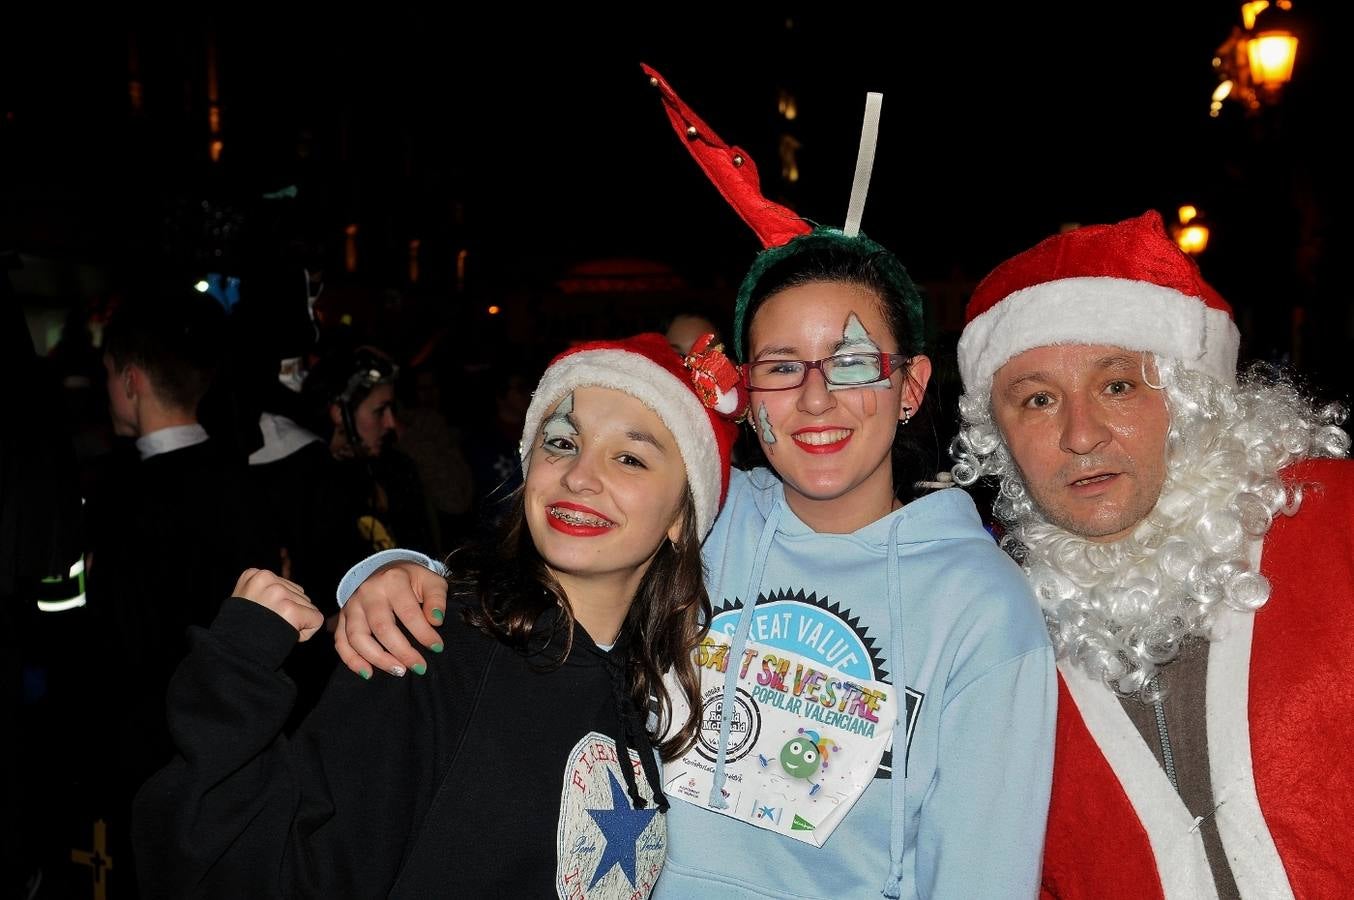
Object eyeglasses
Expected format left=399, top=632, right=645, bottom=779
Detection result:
left=742, top=353, right=910, bottom=392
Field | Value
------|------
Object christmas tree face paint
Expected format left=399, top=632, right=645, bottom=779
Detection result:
left=758, top=402, right=777, bottom=444
left=828, top=312, right=891, bottom=392
left=541, top=392, right=579, bottom=458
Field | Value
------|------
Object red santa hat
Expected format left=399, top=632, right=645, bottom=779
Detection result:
left=520, top=332, right=747, bottom=538
left=957, top=210, right=1240, bottom=392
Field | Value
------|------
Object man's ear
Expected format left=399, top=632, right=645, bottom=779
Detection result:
left=123, top=364, right=144, bottom=400
left=329, top=403, right=344, bottom=427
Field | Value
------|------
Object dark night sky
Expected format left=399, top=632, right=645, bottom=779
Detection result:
left=1, top=5, right=1345, bottom=353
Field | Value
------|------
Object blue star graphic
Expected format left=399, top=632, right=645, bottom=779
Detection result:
left=758, top=805, right=776, bottom=820
left=585, top=769, right=660, bottom=891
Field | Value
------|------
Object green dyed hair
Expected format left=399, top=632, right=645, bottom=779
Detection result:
left=732, top=228, right=925, bottom=361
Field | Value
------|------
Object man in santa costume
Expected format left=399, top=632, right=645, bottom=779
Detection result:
left=951, top=210, right=1352, bottom=899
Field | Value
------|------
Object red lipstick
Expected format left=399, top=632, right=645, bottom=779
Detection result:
left=791, top=426, right=854, bottom=454
left=545, top=501, right=615, bottom=537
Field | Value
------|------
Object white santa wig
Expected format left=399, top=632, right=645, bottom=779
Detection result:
left=951, top=212, right=1349, bottom=694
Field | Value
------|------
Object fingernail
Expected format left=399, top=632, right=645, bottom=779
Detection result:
left=431, top=608, right=444, bottom=623
left=390, top=665, right=406, bottom=677
left=412, top=663, right=427, bottom=676
left=431, top=642, right=444, bottom=654
left=359, top=668, right=372, bottom=681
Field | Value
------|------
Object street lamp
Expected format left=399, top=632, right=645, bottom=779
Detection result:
left=1247, top=3, right=1300, bottom=91
left=1210, top=1, right=1299, bottom=116
left=1172, top=206, right=1211, bottom=256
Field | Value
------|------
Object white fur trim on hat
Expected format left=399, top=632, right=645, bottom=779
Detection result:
left=520, top=349, right=721, bottom=537
left=957, top=276, right=1241, bottom=392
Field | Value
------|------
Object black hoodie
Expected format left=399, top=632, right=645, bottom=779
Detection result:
left=133, top=597, right=668, bottom=898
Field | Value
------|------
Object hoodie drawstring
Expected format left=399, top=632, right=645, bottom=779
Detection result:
left=604, top=654, right=668, bottom=810
left=708, top=502, right=783, bottom=808
left=706, top=496, right=911, bottom=895
left=882, top=516, right=908, bottom=898
left=636, top=728, right=669, bottom=812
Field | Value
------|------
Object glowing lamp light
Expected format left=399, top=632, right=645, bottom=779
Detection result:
left=1210, top=1, right=1299, bottom=114
left=1247, top=31, right=1298, bottom=88
left=1172, top=206, right=1211, bottom=256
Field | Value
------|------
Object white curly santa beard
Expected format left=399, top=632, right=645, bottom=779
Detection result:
left=1016, top=482, right=1272, bottom=697
left=953, top=358, right=1350, bottom=695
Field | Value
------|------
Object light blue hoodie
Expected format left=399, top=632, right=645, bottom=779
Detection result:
left=654, top=467, right=1055, bottom=899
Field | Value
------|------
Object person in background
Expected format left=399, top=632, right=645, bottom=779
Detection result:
left=0, top=259, right=84, bottom=899
left=302, top=343, right=439, bottom=564
left=463, top=363, right=536, bottom=529
left=397, top=361, right=475, bottom=548
left=85, top=289, right=273, bottom=896
left=663, top=311, right=721, bottom=356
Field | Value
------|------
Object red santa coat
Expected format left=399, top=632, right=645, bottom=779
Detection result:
left=1040, top=458, right=1354, bottom=899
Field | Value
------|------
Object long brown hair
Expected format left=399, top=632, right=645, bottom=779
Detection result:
left=457, top=489, right=710, bottom=761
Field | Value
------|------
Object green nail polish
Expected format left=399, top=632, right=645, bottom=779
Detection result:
left=431, top=608, right=444, bottom=623
left=359, top=668, right=372, bottom=681
left=412, top=663, right=428, bottom=676
left=431, top=642, right=444, bottom=654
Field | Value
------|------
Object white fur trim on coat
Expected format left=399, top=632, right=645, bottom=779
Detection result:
left=1056, top=536, right=1294, bottom=898
left=1059, top=660, right=1218, bottom=899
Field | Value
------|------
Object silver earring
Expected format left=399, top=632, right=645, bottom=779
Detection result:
left=901, top=407, right=912, bottom=425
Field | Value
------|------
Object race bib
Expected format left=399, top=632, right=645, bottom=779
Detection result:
left=663, top=635, right=896, bottom=847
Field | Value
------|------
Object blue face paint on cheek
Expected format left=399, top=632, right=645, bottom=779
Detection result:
left=758, top=402, right=777, bottom=444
